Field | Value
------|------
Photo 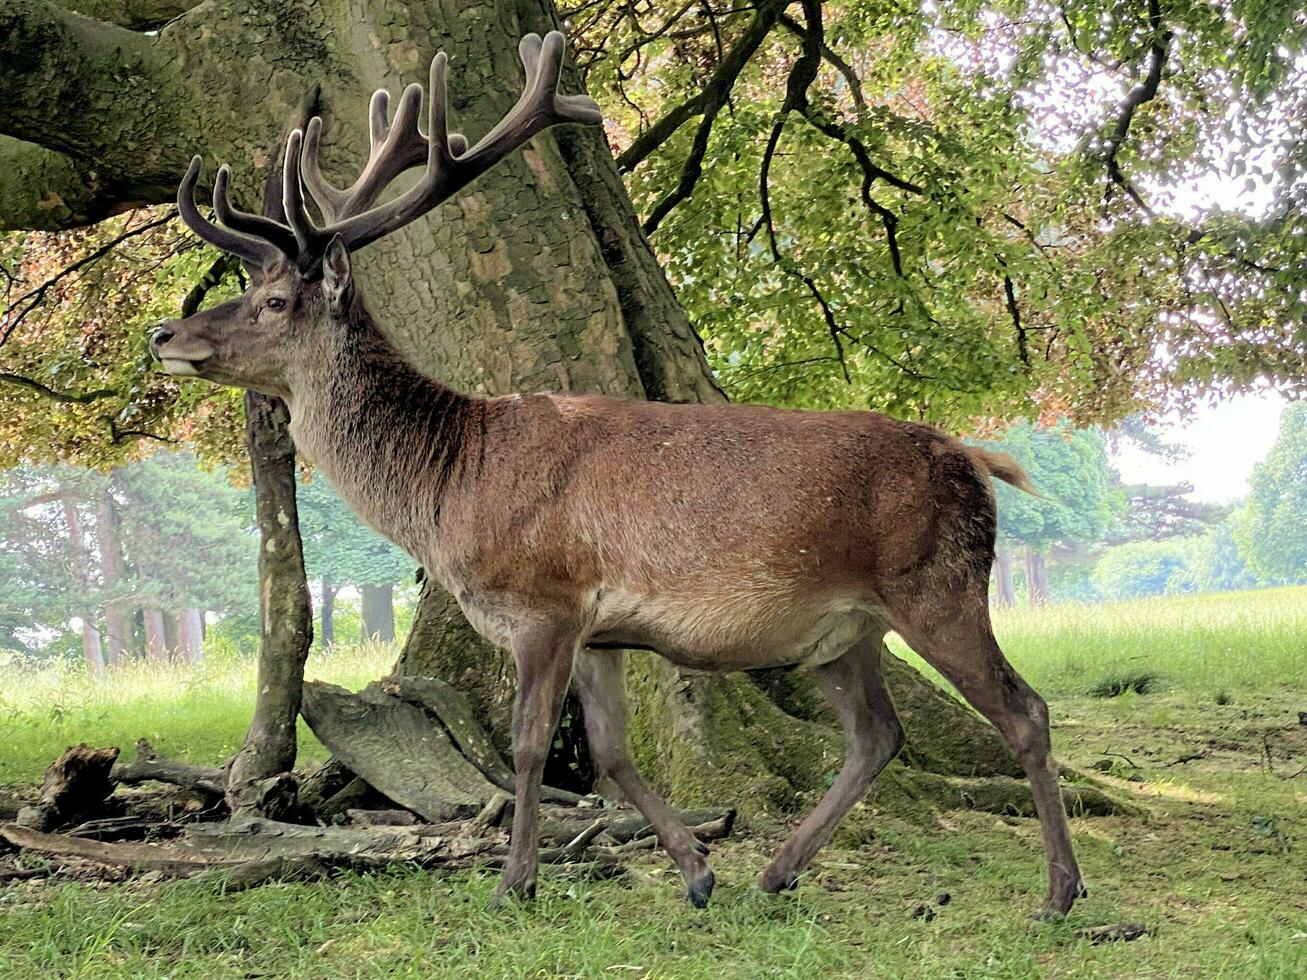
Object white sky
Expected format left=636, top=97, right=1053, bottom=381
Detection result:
left=1111, top=392, right=1288, bottom=504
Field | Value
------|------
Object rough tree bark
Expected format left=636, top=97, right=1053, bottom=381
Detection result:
left=225, top=392, right=313, bottom=816
left=2, top=0, right=1037, bottom=818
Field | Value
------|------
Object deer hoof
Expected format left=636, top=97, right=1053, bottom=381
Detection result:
left=491, top=875, right=537, bottom=908
left=758, top=866, right=800, bottom=894
left=686, top=869, right=715, bottom=908
left=1033, top=879, right=1087, bottom=921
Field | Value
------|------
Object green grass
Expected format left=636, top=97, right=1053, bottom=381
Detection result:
left=0, top=642, right=395, bottom=787
left=2, top=588, right=1306, bottom=978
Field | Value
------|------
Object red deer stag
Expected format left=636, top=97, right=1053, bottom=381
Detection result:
left=150, top=31, right=1084, bottom=916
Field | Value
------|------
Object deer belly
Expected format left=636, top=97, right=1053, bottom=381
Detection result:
left=587, top=587, right=881, bottom=671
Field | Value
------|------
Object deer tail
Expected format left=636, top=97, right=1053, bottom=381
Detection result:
left=964, top=446, right=1038, bottom=496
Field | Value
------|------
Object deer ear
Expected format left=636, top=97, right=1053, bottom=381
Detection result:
left=322, top=235, right=353, bottom=315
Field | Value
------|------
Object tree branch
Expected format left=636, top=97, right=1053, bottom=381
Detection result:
left=0, top=209, right=177, bottom=346
left=0, top=373, right=118, bottom=404
left=778, top=12, right=865, bottom=110
left=0, top=136, right=144, bottom=231
left=1003, top=273, right=1029, bottom=368
left=0, top=2, right=161, bottom=160
left=180, top=254, right=241, bottom=318
left=1095, top=0, right=1170, bottom=213
left=641, top=100, right=724, bottom=235
left=0, top=0, right=202, bottom=229
left=615, top=0, right=782, bottom=172
left=45, top=0, right=200, bottom=32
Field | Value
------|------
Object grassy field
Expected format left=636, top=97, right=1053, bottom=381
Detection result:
left=1, top=588, right=1305, bottom=978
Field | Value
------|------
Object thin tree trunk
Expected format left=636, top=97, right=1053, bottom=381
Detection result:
left=78, top=619, right=104, bottom=678
left=320, top=578, right=336, bottom=649
left=361, top=584, right=395, bottom=643
left=95, top=489, right=132, bottom=665
left=60, top=492, right=105, bottom=678
left=143, top=607, right=168, bottom=662
left=226, top=391, right=313, bottom=816
left=1024, top=548, right=1050, bottom=605
left=174, top=609, right=205, bottom=663
left=994, top=546, right=1016, bottom=607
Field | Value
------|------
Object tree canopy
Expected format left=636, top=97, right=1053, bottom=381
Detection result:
left=570, top=0, right=1306, bottom=422
left=0, top=453, right=256, bottom=658
left=296, top=478, right=416, bottom=592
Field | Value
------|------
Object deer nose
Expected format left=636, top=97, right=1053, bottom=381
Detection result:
left=149, top=326, right=174, bottom=353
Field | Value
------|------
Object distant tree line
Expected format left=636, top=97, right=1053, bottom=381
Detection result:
left=0, top=454, right=253, bottom=671
left=981, top=403, right=1307, bottom=605
left=0, top=452, right=416, bottom=672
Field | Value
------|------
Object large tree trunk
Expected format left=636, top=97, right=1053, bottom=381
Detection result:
left=1, top=0, right=1024, bottom=817
left=226, top=392, right=313, bottom=816
left=95, top=489, right=132, bottom=666
left=173, top=609, right=205, bottom=663
left=143, top=607, right=168, bottom=662
left=360, top=585, right=395, bottom=644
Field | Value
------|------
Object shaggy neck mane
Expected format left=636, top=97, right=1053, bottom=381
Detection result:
left=290, top=305, right=483, bottom=554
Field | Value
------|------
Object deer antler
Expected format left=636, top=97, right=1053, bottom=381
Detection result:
left=177, top=31, right=601, bottom=274
left=289, top=30, right=601, bottom=260
left=177, top=157, right=286, bottom=270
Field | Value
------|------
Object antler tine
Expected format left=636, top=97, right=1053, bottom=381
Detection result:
left=301, top=79, right=471, bottom=223
left=300, top=117, right=352, bottom=222
left=212, top=166, right=300, bottom=258
left=458, top=32, right=603, bottom=168
left=177, top=156, right=285, bottom=270
left=281, top=128, right=332, bottom=269
left=318, top=30, right=602, bottom=255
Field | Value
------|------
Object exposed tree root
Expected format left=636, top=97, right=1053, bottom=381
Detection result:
left=884, top=768, right=1138, bottom=818
left=111, top=740, right=225, bottom=799
left=17, top=744, right=120, bottom=831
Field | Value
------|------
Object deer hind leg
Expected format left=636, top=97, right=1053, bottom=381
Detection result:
left=759, top=637, right=904, bottom=893
left=898, top=598, right=1084, bottom=919
left=497, top=622, right=577, bottom=901
left=572, top=649, right=715, bottom=907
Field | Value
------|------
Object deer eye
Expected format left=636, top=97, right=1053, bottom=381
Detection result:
left=265, top=297, right=286, bottom=311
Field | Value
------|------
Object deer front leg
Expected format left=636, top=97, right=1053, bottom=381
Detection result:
left=573, top=650, right=715, bottom=907
left=497, top=622, right=577, bottom=902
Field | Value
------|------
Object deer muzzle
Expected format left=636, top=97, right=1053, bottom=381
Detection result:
left=150, top=324, right=215, bottom=377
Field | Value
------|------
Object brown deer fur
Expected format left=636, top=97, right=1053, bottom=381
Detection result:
left=150, top=33, right=1084, bottom=916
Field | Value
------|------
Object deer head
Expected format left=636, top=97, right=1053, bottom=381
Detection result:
left=149, top=32, right=602, bottom=396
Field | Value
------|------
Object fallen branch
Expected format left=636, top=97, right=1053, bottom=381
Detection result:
left=1076, top=922, right=1152, bottom=944
left=111, top=739, right=225, bottom=798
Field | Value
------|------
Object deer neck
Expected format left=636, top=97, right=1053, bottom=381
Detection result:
left=284, top=322, right=479, bottom=561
